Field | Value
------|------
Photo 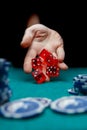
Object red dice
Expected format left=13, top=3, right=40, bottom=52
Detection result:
left=32, top=57, right=42, bottom=70
left=46, top=65, right=59, bottom=77
left=31, top=49, right=60, bottom=83
left=32, top=69, right=46, bottom=84
left=39, top=49, right=53, bottom=65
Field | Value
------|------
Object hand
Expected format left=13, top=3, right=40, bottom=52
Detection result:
left=21, top=24, right=68, bottom=73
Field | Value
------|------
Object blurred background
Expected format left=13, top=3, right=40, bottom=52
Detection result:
left=0, top=0, right=87, bottom=68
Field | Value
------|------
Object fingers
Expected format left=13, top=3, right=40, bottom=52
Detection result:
left=23, top=48, right=37, bottom=73
left=56, top=46, right=68, bottom=70
left=56, top=46, right=65, bottom=62
left=58, top=62, right=68, bottom=70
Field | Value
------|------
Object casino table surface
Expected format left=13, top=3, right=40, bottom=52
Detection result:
left=0, top=67, right=87, bottom=130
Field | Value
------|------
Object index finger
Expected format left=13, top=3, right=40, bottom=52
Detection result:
left=23, top=48, right=37, bottom=73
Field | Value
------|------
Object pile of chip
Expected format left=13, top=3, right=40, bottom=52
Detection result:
left=68, top=74, right=87, bottom=95
left=0, top=58, right=12, bottom=105
left=1, top=95, right=87, bottom=118
left=0, top=97, right=52, bottom=119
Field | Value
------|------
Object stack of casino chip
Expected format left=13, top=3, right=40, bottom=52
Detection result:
left=68, top=74, right=87, bottom=95
left=0, top=58, right=12, bottom=105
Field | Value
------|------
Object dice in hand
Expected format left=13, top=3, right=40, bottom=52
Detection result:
left=31, top=49, right=60, bottom=83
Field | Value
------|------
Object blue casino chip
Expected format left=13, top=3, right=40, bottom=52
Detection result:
left=77, top=74, right=87, bottom=79
left=73, top=76, right=87, bottom=83
left=73, top=74, right=87, bottom=94
left=20, top=97, right=52, bottom=108
left=0, top=98, right=45, bottom=118
left=50, top=96, right=87, bottom=114
left=68, top=74, right=87, bottom=95
left=0, top=58, right=12, bottom=105
left=68, top=88, right=79, bottom=95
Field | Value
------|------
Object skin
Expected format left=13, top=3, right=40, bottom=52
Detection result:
left=20, top=24, right=68, bottom=80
